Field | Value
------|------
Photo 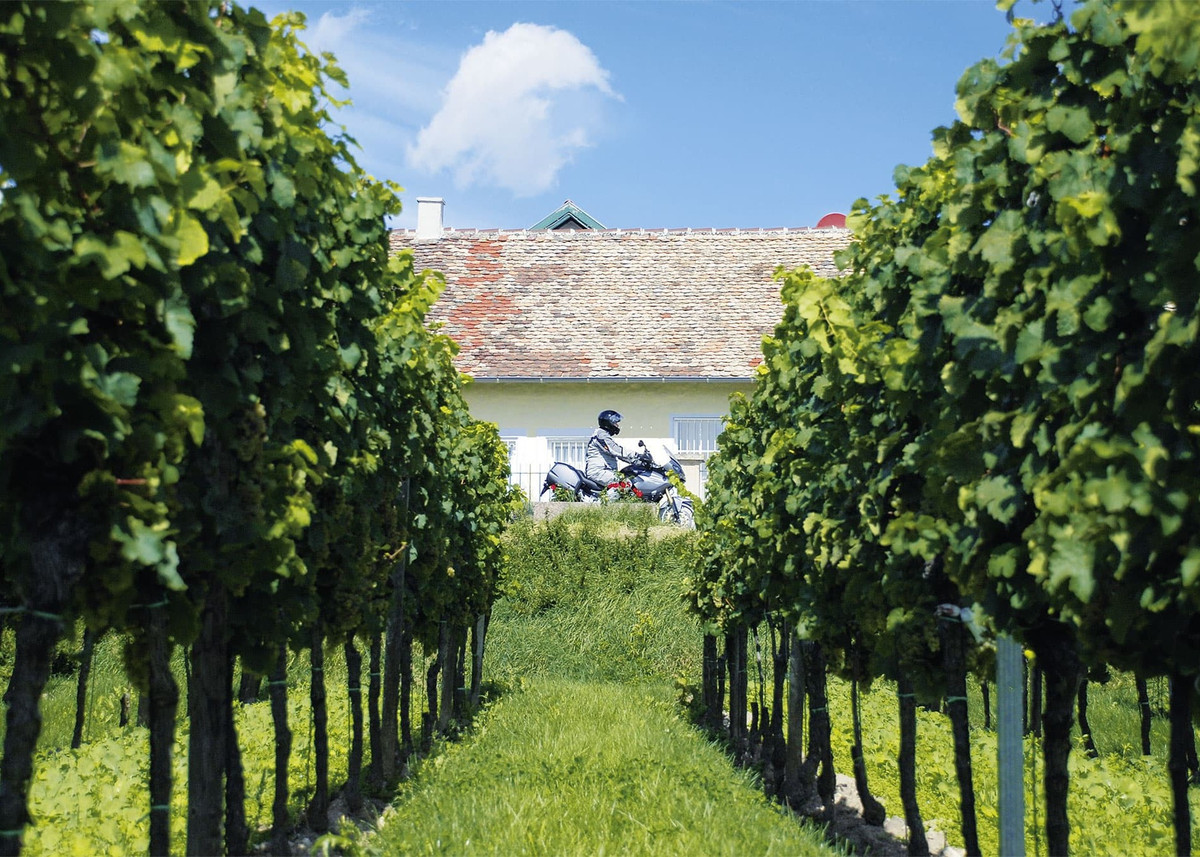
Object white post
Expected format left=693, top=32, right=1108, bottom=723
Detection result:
left=997, top=634, right=1026, bottom=856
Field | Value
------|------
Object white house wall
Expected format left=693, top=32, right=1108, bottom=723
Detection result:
left=464, top=379, right=752, bottom=499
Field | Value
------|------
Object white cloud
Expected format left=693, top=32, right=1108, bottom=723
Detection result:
left=302, top=7, right=448, bottom=117
left=407, top=23, right=620, bottom=197
left=307, top=6, right=368, bottom=45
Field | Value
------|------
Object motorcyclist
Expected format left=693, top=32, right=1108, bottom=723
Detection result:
left=585, top=409, right=640, bottom=486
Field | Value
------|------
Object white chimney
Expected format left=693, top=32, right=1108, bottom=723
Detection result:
left=415, top=197, right=445, bottom=240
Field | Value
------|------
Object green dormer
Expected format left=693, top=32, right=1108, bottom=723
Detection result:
left=530, top=199, right=605, bottom=231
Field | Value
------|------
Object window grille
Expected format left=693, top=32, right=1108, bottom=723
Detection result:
left=672, top=416, right=723, bottom=455
left=548, top=437, right=588, bottom=468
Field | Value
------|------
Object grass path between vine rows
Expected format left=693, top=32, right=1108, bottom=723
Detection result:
left=374, top=677, right=837, bottom=856
left=373, top=509, right=840, bottom=856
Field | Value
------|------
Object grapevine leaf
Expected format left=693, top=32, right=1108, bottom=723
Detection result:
left=162, top=294, right=195, bottom=358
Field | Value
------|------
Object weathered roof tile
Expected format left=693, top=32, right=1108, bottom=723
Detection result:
left=390, top=227, right=853, bottom=380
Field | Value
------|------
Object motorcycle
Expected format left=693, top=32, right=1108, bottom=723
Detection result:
left=540, top=441, right=696, bottom=529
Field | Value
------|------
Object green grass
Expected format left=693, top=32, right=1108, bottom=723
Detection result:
left=822, top=668, right=1193, bottom=857
left=486, top=509, right=701, bottom=686
left=484, top=509, right=1196, bottom=857
left=15, top=505, right=1186, bottom=856
left=6, top=508, right=836, bottom=856
left=378, top=679, right=834, bottom=857
left=374, top=509, right=840, bottom=857
left=4, top=627, right=440, bottom=855
left=0, top=627, right=135, bottom=753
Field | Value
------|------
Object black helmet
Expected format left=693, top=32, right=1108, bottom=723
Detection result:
left=598, top=409, right=622, bottom=435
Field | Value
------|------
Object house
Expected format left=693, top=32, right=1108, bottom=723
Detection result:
left=389, top=198, right=853, bottom=499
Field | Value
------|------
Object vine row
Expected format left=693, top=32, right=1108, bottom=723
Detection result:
left=688, top=2, right=1200, bottom=855
left=0, top=3, right=518, bottom=855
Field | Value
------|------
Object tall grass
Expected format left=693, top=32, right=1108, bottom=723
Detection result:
left=826, top=672, right=1191, bottom=857
left=488, top=507, right=701, bottom=686
left=0, top=621, right=441, bottom=854
left=376, top=508, right=841, bottom=857
left=487, top=509, right=1197, bottom=856
left=378, top=679, right=836, bottom=857
left=17, top=506, right=1181, bottom=856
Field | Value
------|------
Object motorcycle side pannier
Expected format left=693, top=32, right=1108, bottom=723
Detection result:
left=544, top=461, right=585, bottom=492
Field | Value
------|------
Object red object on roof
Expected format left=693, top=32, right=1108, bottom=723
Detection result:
left=816, top=212, right=847, bottom=228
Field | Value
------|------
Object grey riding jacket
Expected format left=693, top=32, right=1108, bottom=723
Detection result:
left=585, top=428, right=627, bottom=484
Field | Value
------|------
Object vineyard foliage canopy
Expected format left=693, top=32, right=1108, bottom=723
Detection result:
left=0, top=2, right=518, bottom=853
left=690, top=1, right=1200, bottom=852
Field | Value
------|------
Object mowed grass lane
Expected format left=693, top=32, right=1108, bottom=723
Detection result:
left=378, top=679, right=836, bottom=856
left=376, top=508, right=838, bottom=856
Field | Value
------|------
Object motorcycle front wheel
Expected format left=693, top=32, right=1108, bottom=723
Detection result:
left=658, top=494, right=696, bottom=530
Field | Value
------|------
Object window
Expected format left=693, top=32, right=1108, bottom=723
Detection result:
left=672, top=416, right=723, bottom=455
left=548, top=437, right=588, bottom=468
left=500, top=437, right=518, bottom=471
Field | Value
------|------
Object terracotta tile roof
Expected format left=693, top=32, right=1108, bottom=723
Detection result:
left=388, top=227, right=853, bottom=380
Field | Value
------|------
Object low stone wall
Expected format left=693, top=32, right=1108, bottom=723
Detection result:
left=529, top=501, right=583, bottom=521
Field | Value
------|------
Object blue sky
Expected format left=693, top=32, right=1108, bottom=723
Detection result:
left=257, top=0, right=1045, bottom=231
